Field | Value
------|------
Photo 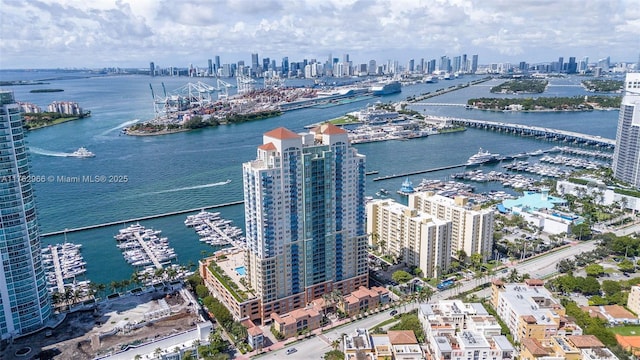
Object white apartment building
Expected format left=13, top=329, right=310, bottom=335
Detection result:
left=367, top=199, right=452, bottom=278
left=419, top=300, right=514, bottom=360
left=409, top=192, right=494, bottom=260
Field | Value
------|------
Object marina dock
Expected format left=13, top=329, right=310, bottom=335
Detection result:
left=185, top=211, right=245, bottom=248
left=115, top=224, right=177, bottom=270
left=373, top=164, right=466, bottom=181
left=42, top=243, right=88, bottom=295
left=133, top=232, right=163, bottom=269
left=50, top=246, right=66, bottom=293
left=41, top=200, right=244, bottom=237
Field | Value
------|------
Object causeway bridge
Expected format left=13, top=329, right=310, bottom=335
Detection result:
left=411, top=102, right=467, bottom=107
left=446, top=117, right=616, bottom=148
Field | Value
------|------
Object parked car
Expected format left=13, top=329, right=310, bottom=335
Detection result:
left=287, top=348, right=297, bottom=355
left=389, top=310, right=398, bottom=316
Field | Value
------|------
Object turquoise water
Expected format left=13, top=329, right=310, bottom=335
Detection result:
left=0, top=70, right=620, bottom=286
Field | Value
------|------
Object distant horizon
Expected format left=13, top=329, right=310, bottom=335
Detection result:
left=0, top=53, right=637, bottom=73
left=1, top=1, right=639, bottom=69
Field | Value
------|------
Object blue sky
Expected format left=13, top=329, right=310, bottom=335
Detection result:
left=1, top=0, right=639, bottom=69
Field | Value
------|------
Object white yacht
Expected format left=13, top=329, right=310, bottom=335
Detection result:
left=466, top=148, right=500, bottom=166
left=70, top=147, right=95, bottom=158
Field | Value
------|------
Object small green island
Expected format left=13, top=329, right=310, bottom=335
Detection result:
left=490, top=79, right=548, bottom=94
left=23, top=111, right=91, bottom=130
left=125, top=109, right=282, bottom=136
left=581, top=79, right=624, bottom=93
left=30, top=89, right=64, bottom=93
left=468, top=95, right=621, bottom=111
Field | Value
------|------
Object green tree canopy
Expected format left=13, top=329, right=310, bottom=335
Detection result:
left=392, top=270, right=413, bottom=284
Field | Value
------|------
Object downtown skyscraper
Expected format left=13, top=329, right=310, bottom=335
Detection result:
left=242, top=125, right=368, bottom=319
left=0, top=91, right=51, bottom=339
left=612, top=73, right=640, bottom=189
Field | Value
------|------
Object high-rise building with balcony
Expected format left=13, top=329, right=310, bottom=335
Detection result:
left=409, top=192, right=494, bottom=260
left=612, top=72, right=640, bottom=189
left=242, top=125, right=368, bottom=322
left=0, top=91, right=51, bottom=340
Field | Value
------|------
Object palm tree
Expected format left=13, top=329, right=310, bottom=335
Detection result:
left=109, top=280, right=119, bottom=294
left=97, top=283, right=106, bottom=299
left=378, top=239, right=386, bottom=256
left=154, top=268, right=166, bottom=283
left=153, top=347, right=162, bottom=359
left=331, top=339, right=341, bottom=351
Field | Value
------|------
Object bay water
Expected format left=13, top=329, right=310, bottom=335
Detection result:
left=0, top=71, right=619, bottom=285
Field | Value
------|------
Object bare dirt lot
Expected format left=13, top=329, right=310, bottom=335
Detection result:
left=2, top=287, right=200, bottom=360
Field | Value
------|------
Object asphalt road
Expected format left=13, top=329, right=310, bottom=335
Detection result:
left=261, top=240, right=598, bottom=359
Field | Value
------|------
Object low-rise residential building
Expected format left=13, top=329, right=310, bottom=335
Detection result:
left=420, top=300, right=514, bottom=360
left=271, top=306, right=321, bottom=339
left=242, top=319, right=264, bottom=350
left=367, top=199, right=452, bottom=278
left=581, top=305, right=639, bottom=325
left=567, top=335, right=618, bottom=360
left=387, top=330, right=424, bottom=360
left=491, top=279, right=582, bottom=343
left=409, top=191, right=494, bottom=260
left=340, top=286, right=390, bottom=317
left=344, top=328, right=375, bottom=360
left=520, top=335, right=618, bottom=360
left=627, top=286, right=640, bottom=317
left=344, top=329, right=424, bottom=360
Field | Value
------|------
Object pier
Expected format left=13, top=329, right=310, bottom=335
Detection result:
left=204, top=219, right=244, bottom=249
left=133, top=232, right=163, bottom=269
left=41, top=200, right=244, bottom=237
left=50, top=246, right=66, bottom=293
left=446, top=118, right=615, bottom=148
left=373, top=164, right=467, bottom=182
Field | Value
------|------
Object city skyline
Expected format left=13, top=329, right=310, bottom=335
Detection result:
left=1, top=0, right=639, bottom=69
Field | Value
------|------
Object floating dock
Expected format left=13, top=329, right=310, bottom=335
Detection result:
left=115, top=224, right=176, bottom=270
left=185, top=211, right=245, bottom=248
left=42, top=243, right=88, bottom=294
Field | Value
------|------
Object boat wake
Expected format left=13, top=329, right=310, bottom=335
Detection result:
left=98, top=119, right=139, bottom=137
left=29, top=147, right=73, bottom=157
left=142, top=180, right=232, bottom=196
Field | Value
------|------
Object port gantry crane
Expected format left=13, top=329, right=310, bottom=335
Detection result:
left=236, top=72, right=256, bottom=95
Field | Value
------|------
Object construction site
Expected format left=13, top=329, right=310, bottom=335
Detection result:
left=2, top=284, right=204, bottom=360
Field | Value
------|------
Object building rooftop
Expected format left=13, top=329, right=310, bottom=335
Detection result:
left=458, top=331, right=489, bottom=348
left=264, top=127, right=300, bottom=140
left=499, top=283, right=561, bottom=324
left=566, top=335, right=604, bottom=349
left=344, top=328, right=373, bottom=351
left=492, top=335, right=514, bottom=351
left=581, top=305, right=638, bottom=322
left=258, top=142, right=276, bottom=151
left=313, top=122, right=347, bottom=135
left=521, top=338, right=550, bottom=356
left=387, top=330, right=418, bottom=345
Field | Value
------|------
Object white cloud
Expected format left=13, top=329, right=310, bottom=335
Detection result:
left=0, top=0, right=637, bottom=69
